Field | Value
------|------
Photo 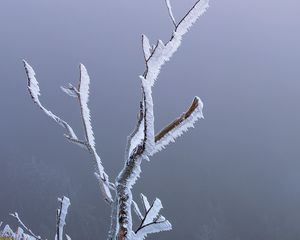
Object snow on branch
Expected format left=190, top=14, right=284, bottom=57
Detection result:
left=0, top=224, right=37, bottom=240
left=140, top=76, right=155, bottom=156
left=1, top=197, right=71, bottom=240
left=24, top=60, right=113, bottom=204
left=144, top=0, right=209, bottom=87
left=125, top=100, right=144, bottom=162
left=165, top=0, right=176, bottom=27
left=76, top=64, right=113, bottom=204
left=22, top=1, right=209, bottom=239
left=176, top=0, right=209, bottom=35
left=10, top=212, right=42, bottom=239
left=78, top=64, right=95, bottom=150
left=133, top=194, right=172, bottom=239
left=142, top=35, right=152, bottom=61
left=115, top=1, right=208, bottom=238
left=61, top=83, right=79, bottom=98
left=55, top=196, right=71, bottom=240
left=153, top=96, right=204, bottom=155
left=23, top=60, right=79, bottom=143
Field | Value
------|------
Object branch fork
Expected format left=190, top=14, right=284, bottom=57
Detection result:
left=22, top=0, right=209, bottom=239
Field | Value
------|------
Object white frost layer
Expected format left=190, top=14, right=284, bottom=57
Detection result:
left=140, top=76, right=155, bottom=155
left=132, top=200, right=143, bottom=220
left=78, top=64, right=113, bottom=203
left=135, top=220, right=172, bottom=240
left=116, top=1, right=209, bottom=238
left=0, top=224, right=37, bottom=240
left=126, top=109, right=145, bottom=161
left=153, top=97, right=204, bottom=155
left=165, top=0, right=176, bottom=25
left=23, top=60, right=78, bottom=140
left=78, top=64, right=95, bottom=149
left=142, top=35, right=152, bottom=60
left=24, top=60, right=112, bottom=203
left=133, top=194, right=172, bottom=240
left=56, top=197, right=71, bottom=240
left=10, top=212, right=42, bottom=239
left=145, top=0, right=209, bottom=87
left=143, top=198, right=162, bottom=225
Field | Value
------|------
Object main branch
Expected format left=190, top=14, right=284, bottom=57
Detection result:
left=113, top=0, right=209, bottom=239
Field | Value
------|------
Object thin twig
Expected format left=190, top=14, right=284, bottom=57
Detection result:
left=10, top=212, right=42, bottom=240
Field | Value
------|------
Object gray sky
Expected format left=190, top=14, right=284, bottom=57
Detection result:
left=0, top=0, right=300, bottom=239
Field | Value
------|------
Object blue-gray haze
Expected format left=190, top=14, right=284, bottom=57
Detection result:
left=0, top=0, right=300, bottom=239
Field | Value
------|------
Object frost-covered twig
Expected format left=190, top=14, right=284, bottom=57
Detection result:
left=10, top=212, right=42, bottom=239
left=24, top=1, right=209, bottom=239
left=24, top=60, right=78, bottom=143
left=165, top=0, right=176, bottom=27
left=153, top=96, right=204, bottom=155
left=1, top=197, right=71, bottom=240
left=134, top=194, right=172, bottom=239
left=75, top=64, right=113, bottom=203
left=24, top=61, right=113, bottom=204
left=115, top=1, right=208, bottom=239
left=0, top=224, right=37, bottom=240
left=55, top=197, right=71, bottom=240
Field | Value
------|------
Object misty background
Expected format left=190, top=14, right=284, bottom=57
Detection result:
left=0, top=0, right=300, bottom=239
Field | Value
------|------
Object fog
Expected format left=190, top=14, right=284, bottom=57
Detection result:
left=0, top=0, right=300, bottom=239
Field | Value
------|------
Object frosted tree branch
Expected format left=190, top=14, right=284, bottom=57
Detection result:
left=55, top=197, right=71, bottom=240
left=153, top=96, right=204, bottom=155
left=9, top=212, right=42, bottom=239
left=22, top=1, right=210, bottom=239
left=23, top=60, right=78, bottom=142
left=165, top=0, right=176, bottom=27
left=142, top=35, right=152, bottom=62
left=124, top=101, right=144, bottom=163
left=1, top=197, right=71, bottom=240
left=76, top=64, right=113, bottom=203
left=134, top=194, right=172, bottom=239
left=115, top=0, right=208, bottom=239
left=24, top=60, right=113, bottom=204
